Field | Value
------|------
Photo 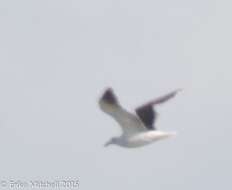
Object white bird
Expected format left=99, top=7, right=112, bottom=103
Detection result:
left=99, top=88, right=181, bottom=148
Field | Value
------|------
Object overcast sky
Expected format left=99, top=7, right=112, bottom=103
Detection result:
left=0, top=0, right=231, bottom=189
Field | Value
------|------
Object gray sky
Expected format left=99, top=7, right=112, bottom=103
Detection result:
left=0, top=0, right=231, bottom=189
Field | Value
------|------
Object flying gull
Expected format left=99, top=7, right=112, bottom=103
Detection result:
left=99, top=88, right=181, bottom=148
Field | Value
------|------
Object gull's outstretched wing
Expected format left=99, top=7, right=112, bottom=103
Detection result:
left=135, top=89, right=181, bottom=130
left=99, top=88, right=146, bottom=136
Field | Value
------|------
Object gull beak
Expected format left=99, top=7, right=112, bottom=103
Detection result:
left=104, top=140, right=111, bottom=147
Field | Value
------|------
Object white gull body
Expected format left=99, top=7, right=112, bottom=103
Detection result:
left=99, top=88, right=180, bottom=148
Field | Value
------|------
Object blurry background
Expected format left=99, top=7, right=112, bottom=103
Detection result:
left=0, top=0, right=231, bottom=189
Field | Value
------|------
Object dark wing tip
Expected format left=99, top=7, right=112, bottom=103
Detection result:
left=145, top=88, right=182, bottom=106
left=135, top=105, right=156, bottom=130
left=101, top=87, right=118, bottom=105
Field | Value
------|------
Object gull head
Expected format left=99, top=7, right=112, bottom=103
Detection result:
left=104, top=137, right=119, bottom=147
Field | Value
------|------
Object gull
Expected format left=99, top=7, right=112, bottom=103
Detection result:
left=99, top=88, right=181, bottom=148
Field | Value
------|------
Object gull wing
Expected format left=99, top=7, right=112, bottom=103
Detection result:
left=135, top=89, right=181, bottom=130
left=99, top=88, right=146, bottom=136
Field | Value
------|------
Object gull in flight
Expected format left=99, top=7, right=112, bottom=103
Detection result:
left=99, top=88, right=181, bottom=148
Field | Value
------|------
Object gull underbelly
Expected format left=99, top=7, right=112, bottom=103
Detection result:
left=122, top=131, right=177, bottom=148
